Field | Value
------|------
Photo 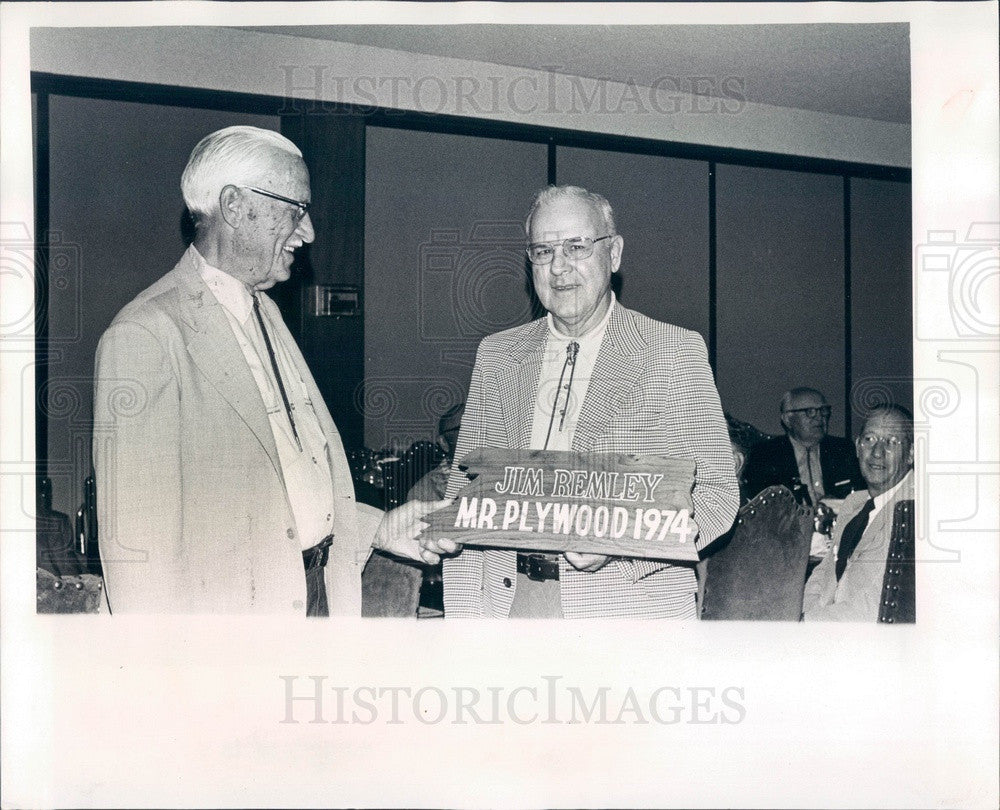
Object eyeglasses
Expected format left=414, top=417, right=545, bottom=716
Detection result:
left=782, top=406, right=832, bottom=419
left=526, top=235, right=613, bottom=265
left=857, top=434, right=907, bottom=449
left=239, top=185, right=310, bottom=222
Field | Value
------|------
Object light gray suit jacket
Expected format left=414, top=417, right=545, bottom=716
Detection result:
left=442, top=303, right=740, bottom=618
left=93, top=246, right=372, bottom=614
left=803, top=471, right=915, bottom=622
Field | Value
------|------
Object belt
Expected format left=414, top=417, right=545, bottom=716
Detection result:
left=517, top=553, right=560, bottom=582
left=302, top=535, right=334, bottom=572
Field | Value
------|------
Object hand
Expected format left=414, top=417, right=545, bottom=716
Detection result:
left=373, top=499, right=451, bottom=564
left=564, top=552, right=611, bottom=572
left=808, top=530, right=833, bottom=558
left=819, top=497, right=845, bottom=516
left=418, top=529, right=463, bottom=565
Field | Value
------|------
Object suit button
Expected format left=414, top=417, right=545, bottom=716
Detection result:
left=293, top=600, right=304, bottom=611
left=287, top=528, right=295, bottom=539
left=502, top=577, right=512, bottom=588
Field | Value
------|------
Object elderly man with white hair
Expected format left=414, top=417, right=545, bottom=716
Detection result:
left=94, top=126, right=439, bottom=615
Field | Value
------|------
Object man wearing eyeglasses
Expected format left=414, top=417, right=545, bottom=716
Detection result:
left=744, top=387, right=864, bottom=505
left=803, top=404, right=915, bottom=622
left=93, top=126, right=440, bottom=614
left=418, top=185, right=739, bottom=618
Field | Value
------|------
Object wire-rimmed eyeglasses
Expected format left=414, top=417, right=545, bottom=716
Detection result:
left=857, top=433, right=907, bottom=449
left=239, top=185, right=310, bottom=222
left=526, top=235, right=613, bottom=265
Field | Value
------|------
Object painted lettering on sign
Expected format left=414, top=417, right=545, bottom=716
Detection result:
left=454, top=495, right=694, bottom=544
left=425, top=448, right=698, bottom=561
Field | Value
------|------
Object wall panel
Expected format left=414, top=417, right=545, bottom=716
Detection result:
left=364, top=126, right=547, bottom=449
left=849, top=177, right=913, bottom=427
left=44, top=95, right=277, bottom=515
left=555, top=147, right=711, bottom=338
left=715, top=164, right=846, bottom=436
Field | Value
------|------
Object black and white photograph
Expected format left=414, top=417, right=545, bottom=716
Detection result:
left=1, top=2, right=997, bottom=807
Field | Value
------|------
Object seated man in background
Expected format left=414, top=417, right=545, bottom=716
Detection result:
left=744, top=387, right=863, bottom=505
left=406, top=403, right=464, bottom=503
left=803, top=404, right=915, bottom=622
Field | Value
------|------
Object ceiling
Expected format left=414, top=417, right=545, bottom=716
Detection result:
left=241, top=23, right=910, bottom=124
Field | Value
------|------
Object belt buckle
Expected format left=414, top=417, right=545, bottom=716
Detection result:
left=526, top=554, right=550, bottom=582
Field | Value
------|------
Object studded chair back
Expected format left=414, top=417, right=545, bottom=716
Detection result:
left=878, top=500, right=915, bottom=624
left=701, top=485, right=814, bottom=621
left=36, top=568, right=106, bottom=614
left=361, top=550, right=425, bottom=617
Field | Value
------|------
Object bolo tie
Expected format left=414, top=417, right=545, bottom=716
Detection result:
left=542, top=341, right=580, bottom=450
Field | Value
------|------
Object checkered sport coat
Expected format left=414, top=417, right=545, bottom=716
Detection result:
left=442, top=302, right=740, bottom=618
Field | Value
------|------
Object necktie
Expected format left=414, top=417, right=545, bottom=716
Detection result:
left=252, top=294, right=302, bottom=452
left=806, top=448, right=821, bottom=503
left=543, top=341, right=579, bottom=450
left=835, top=497, right=875, bottom=581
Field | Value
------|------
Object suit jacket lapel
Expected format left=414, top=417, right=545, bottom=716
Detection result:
left=173, top=250, right=283, bottom=480
left=496, top=319, right=547, bottom=450
left=860, top=472, right=915, bottom=546
left=572, top=303, right=646, bottom=452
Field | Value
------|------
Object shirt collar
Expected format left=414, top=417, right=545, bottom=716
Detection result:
left=871, top=471, right=911, bottom=510
left=191, top=245, right=254, bottom=324
left=789, top=435, right=821, bottom=455
left=546, top=293, right=616, bottom=347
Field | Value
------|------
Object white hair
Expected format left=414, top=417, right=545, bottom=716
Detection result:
left=524, top=185, right=617, bottom=236
left=180, top=126, right=303, bottom=220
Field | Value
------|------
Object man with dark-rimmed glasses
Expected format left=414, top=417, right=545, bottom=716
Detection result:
left=744, top=386, right=864, bottom=506
left=93, top=126, right=441, bottom=615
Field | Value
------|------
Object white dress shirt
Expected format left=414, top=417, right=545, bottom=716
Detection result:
left=195, top=248, right=335, bottom=549
left=868, top=476, right=908, bottom=520
left=529, top=295, right=616, bottom=451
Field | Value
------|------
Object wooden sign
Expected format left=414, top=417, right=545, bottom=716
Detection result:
left=423, top=448, right=699, bottom=561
